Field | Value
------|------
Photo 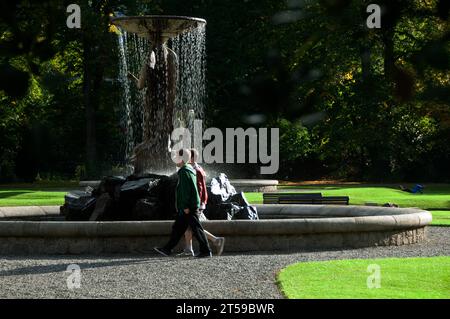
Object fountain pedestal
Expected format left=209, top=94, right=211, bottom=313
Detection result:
left=128, top=45, right=175, bottom=174
left=112, top=15, right=206, bottom=174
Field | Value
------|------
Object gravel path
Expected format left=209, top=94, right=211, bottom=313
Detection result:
left=0, top=227, right=449, bottom=299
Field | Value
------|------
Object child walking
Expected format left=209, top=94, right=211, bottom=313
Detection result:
left=154, top=149, right=212, bottom=258
left=179, top=148, right=225, bottom=256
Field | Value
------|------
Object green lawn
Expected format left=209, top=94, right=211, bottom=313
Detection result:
left=244, top=184, right=450, bottom=226
left=1, top=183, right=450, bottom=226
left=277, top=256, right=450, bottom=299
left=429, top=210, right=450, bottom=226
left=0, top=188, right=70, bottom=207
left=247, top=184, right=450, bottom=209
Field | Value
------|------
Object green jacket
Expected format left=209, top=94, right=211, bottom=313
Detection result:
left=176, top=164, right=200, bottom=213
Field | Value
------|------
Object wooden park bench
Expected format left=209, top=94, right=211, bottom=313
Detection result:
left=263, top=193, right=349, bottom=205
left=311, top=196, right=350, bottom=205
left=263, top=193, right=322, bottom=204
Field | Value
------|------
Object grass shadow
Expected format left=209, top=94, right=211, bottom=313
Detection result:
left=0, top=191, right=33, bottom=199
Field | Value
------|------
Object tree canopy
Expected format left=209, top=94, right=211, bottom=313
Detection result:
left=0, top=0, right=449, bottom=182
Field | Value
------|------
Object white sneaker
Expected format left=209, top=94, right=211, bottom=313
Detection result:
left=154, top=247, right=170, bottom=257
left=214, top=237, right=225, bottom=256
left=176, top=249, right=194, bottom=257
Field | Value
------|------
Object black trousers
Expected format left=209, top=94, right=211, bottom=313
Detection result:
left=163, top=210, right=211, bottom=254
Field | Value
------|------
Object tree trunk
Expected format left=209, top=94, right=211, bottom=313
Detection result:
left=382, top=29, right=395, bottom=81
left=83, top=36, right=97, bottom=179
left=360, top=46, right=371, bottom=83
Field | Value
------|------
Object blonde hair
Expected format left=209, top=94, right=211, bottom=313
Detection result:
left=190, top=148, right=199, bottom=162
left=177, top=148, right=191, bottom=163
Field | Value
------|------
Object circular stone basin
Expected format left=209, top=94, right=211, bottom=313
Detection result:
left=79, top=179, right=279, bottom=192
left=0, top=205, right=431, bottom=255
left=229, top=179, right=278, bottom=192
left=110, top=15, right=206, bottom=39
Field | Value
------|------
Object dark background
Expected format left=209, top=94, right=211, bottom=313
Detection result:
left=0, top=0, right=449, bottom=182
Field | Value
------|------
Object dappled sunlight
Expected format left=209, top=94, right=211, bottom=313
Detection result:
left=245, top=184, right=450, bottom=225
left=0, top=188, right=66, bottom=207
left=278, top=257, right=450, bottom=299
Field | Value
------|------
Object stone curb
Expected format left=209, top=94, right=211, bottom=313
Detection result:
left=0, top=211, right=432, bottom=237
left=229, top=179, right=279, bottom=186
left=0, top=204, right=432, bottom=254
left=255, top=204, right=428, bottom=217
left=0, top=206, right=61, bottom=219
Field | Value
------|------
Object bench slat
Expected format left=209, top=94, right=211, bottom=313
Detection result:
left=263, top=192, right=349, bottom=205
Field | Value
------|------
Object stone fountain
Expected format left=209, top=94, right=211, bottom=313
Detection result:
left=111, top=15, right=207, bottom=174
left=0, top=15, right=433, bottom=255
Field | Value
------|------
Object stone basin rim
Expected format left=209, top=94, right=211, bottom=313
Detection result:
left=229, top=179, right=279, bottom=186
left=0, top=204, right=427, bottom=219
left=110, top=15, right=207, bottom=40
left=0, top=208, right=432, bottom=237
left=0, top=206, right=431, bottom=253
left=111, top=15, right=207, bottom=25
left=78, top=179, right=279, bottom=188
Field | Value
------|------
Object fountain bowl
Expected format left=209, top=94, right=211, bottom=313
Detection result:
left=111, top=15, right=207, bottom=40
left=79, top=179, right=279, bottom=193
left=0, top=205, right=431, bottom=255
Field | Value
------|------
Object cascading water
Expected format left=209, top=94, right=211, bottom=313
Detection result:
left=118, top=32, right=149, bottom=171
left=116, top=22, right=206, bottom=175
left=172, top=24, right=207, bottom=131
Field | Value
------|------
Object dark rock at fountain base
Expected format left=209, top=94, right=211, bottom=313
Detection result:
left=233, top=205, right=259, bottom=220
left=230, top=192, right=250, bottom=207
left=62, top=173, right=178, bottom=221
left=126, top=173, right=170, bottom=181
left=207, top=202, right=241, bottom=220
left=63, top=190, right=97, bottom=221
left=118, top=177, right=160, bottom=218
left=149, top=173, right=178, bottom=219
left=204, top=174, right=259, bottom=221
left=62, top=172, right=257, bottom=221
left=209, top=173, right=237, bottom=202
left=93, top=176, right=126, bottom=199
left=89, top=193, right=114, bottom=221
left=205, top=201, right=259, bottom=221
left=132, top=197, right=163, bottom=220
